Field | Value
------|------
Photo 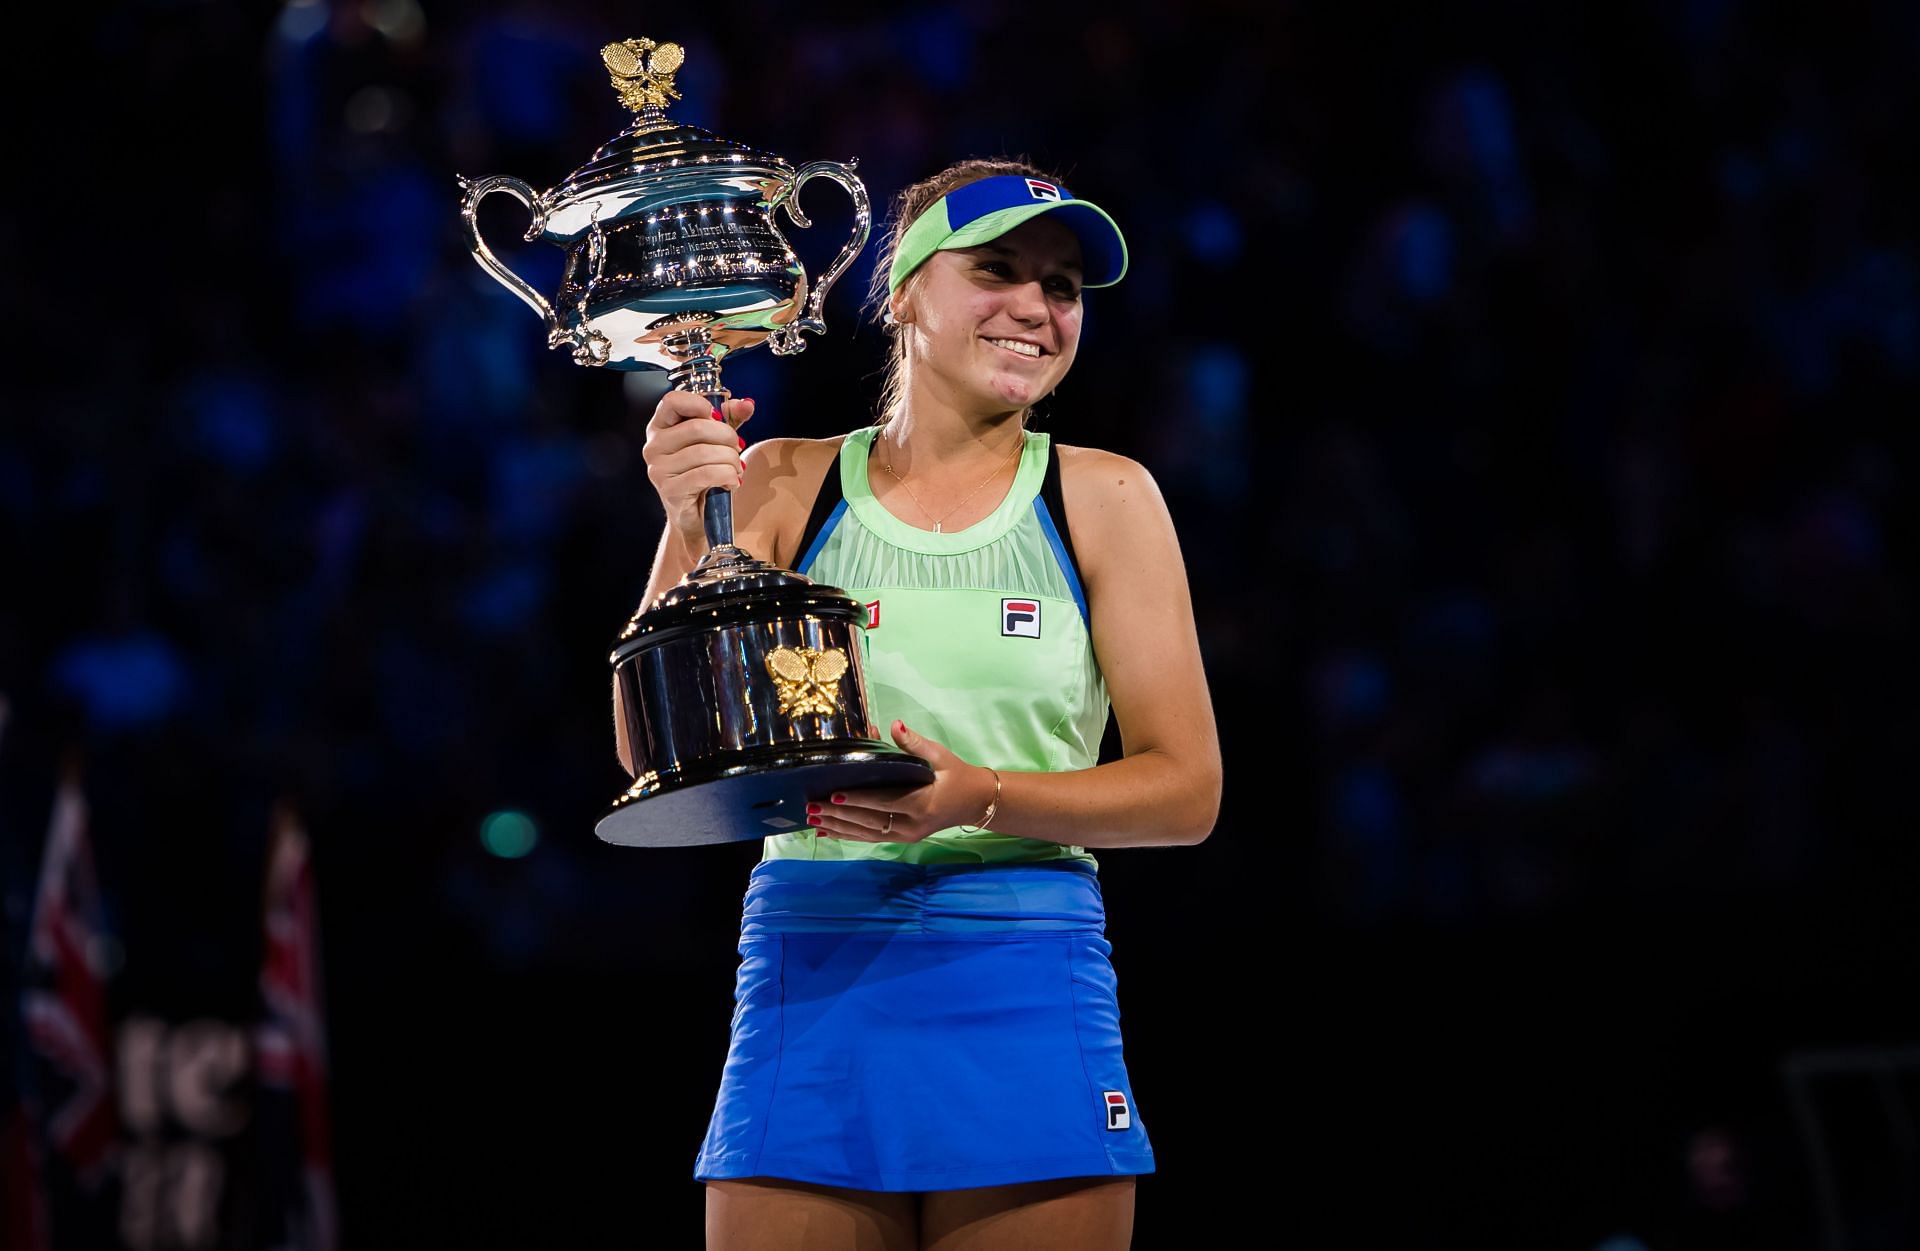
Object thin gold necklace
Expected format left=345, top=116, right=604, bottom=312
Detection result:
left=879, top=424, right=1024, bottom=533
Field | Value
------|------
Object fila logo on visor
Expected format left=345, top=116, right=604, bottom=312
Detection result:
left=1026, top=179, right=1061, bottom=201
left=1002, top=598, right=1041, bottom=638
left=1104, top=1091, right=1130, bottom=1131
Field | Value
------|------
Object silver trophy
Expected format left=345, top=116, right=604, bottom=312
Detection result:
left=460, top=38, right=933, bottom=847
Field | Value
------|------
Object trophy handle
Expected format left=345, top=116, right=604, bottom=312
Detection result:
left=458, top=174, right=567, bottom=345
left=766, top=161, right=872, bottom=356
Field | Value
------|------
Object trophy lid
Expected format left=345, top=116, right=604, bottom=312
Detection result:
left=548, top=39, right=794, bottom=223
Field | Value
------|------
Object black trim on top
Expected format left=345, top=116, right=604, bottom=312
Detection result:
left=790, top=430, right=1086, bottom=586
left=790, top=442, right=849, bottom=570
left=1039, top=437, right=1084, bottom=582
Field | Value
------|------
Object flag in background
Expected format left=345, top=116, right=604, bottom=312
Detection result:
left=0, top=690, right=51, bottom=1251
left=254, top=802, right=338, bottom=1251
left=21, top=772, right=118, bottom=1188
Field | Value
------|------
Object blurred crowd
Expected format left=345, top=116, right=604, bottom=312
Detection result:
left=10, top=0, right=1911, bottom=925
left=2, top=1, right=1916, bottom=1244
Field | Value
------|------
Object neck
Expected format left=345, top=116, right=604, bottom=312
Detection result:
left=884, top=370, right=1028, bottom=473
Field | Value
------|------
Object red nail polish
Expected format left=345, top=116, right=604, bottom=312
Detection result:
left=711, top=408, right=724, bottom=421
left=807, top=803, right=821, bottom=814
left=831, top=793, right=846, bottom=804
left=807, top=815, right=821, bottom=826
left=738, top=435, right=747, bottom=449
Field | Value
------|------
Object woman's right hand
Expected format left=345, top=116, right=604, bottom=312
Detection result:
left=642, top=392, right=756, bottom=545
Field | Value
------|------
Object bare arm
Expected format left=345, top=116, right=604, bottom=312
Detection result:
left=818, top=447, right=1223, bottom=847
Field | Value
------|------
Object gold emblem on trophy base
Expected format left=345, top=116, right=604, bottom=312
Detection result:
left=767, top=646, right=849, bottom=718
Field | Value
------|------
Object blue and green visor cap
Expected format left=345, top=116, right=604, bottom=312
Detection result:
left=887, top=175, right=1129, bottom=294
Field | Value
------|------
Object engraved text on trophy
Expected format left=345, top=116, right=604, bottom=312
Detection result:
left=558, top=199, right=800, bottom=314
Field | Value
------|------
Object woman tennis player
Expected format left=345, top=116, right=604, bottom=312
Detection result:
left=632, top=158, right=1222, bottom=1250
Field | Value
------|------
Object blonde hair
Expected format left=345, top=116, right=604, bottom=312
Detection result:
left=864, top=157, right=1065, bottom=426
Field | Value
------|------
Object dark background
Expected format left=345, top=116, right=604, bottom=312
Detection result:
left=5, top=1, right=1918, bottom=1247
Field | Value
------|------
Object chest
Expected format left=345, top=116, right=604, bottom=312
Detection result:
left=846, top=586, right=1089, bottom=708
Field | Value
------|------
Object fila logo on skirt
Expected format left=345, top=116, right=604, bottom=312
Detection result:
left=1002, top=598, right=1041, bottom=638
left=1104, top=1091, right=1131, bottom=1131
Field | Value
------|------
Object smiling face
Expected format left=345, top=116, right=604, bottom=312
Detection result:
left=890, top=215, right=1086, bottom=414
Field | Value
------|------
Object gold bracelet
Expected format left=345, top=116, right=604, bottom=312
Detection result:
left=958, top=767, right=1001, bottom=833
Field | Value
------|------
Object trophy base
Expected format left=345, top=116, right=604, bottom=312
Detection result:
left=595, top=748, right=937, bottom=847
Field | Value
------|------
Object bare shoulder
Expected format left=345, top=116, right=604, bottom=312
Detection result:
left=1052, top=443, right=1180, bottom=586
left=738, top=433, right=851, bottom=567
left=1054, top=443, right=1170, bottom=522
left=744, top=432, right=845, bottom=483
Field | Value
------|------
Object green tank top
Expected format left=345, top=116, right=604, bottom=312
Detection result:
left=762, top=425, right=1106, bottom=866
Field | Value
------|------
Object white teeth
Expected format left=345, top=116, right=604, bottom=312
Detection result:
left=987, top=338, right=1042, bottom=357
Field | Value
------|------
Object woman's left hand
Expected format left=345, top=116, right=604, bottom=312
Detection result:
left=808, top=720, right=994, bottom=842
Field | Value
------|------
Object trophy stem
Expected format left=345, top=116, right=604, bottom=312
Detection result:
left=664, top=325, right=737, bottom=554
left=702, top=483, right=734, bottom=549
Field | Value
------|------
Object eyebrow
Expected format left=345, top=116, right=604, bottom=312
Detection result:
left=974, top=241, right=1084, bottom=274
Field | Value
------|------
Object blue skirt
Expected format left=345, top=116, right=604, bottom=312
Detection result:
left=693, top=858, right=1155, bottom=1192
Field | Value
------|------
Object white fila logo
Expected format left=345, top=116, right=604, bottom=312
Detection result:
left=1026, top=178, right=1061, bottom=201
left=865, top=599, right=881, bottom=629
left=1002, top=598, right=1040, bottom=638
left=1104, top=1091, right=1130, bottom=1131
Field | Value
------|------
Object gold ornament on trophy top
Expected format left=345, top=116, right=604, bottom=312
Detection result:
left=601, top=38, right=684, bottom=112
